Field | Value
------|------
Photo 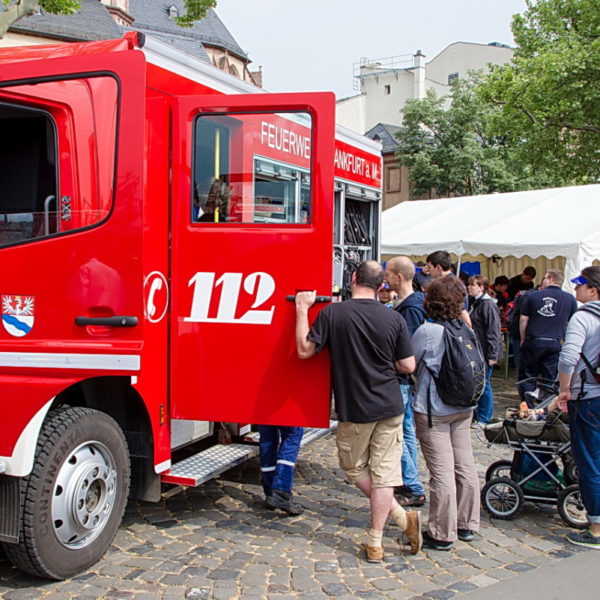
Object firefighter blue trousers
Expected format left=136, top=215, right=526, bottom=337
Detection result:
left=258, top=425, right=304, bottom=495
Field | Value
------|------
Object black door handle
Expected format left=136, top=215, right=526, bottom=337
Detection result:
left=286, top=295, right=331, bottom=303
left=75, top=316, right=138, bottom=327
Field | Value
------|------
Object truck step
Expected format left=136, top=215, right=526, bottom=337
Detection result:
left=301, top=420, right=338, bottom=447
left=161, top=444, right=259, bottom=486
left=161, top=421, right=338, bottom=487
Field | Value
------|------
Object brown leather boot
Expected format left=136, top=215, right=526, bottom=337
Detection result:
left=363, top=543, right=384, bottom=563
left=403, top=510, right=423, bottom=554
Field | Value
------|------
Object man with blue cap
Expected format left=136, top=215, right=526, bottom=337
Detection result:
left=550, top=266, right=600, bottom=549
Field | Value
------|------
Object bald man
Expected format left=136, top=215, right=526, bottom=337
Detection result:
left=385, top=257, right=427, bottom=507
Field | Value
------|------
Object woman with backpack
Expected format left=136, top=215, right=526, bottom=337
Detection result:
left=549, top=266, right=600, bottom=549
left=411, top=276, right=481, bottom=550
left=467, top=275, right=503, bottom=426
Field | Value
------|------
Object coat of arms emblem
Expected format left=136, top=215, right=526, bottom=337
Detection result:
left=2, top=295, right=35, bottom=337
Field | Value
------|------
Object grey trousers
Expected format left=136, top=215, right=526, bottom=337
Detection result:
left=415, top=410, right=480, bottom=542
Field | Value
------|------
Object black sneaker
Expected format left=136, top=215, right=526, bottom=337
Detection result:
left=457, top=529, right=475, bottom=542
left=422, top=530, right=453, bottom=551
left=265, top=490, right=304, bottom=515
left=567, top=529, right=600, bottom=549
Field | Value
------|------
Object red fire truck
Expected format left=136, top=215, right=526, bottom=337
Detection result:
left=0, top=33, right=382, bottom=579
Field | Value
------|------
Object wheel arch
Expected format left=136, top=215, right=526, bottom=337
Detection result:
left=50, top=376, right=159, bottom=501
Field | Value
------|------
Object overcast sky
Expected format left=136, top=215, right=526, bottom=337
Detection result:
left=215, top=0, right=528, bottom=99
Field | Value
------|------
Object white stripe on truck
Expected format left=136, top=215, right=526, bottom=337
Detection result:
left=0, top=352, right=140, bottom=370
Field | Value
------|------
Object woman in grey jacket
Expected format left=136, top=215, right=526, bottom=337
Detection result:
left=550, top=266, right=600, bottom=549
left=467, top=276, right=502, bottom=425
left=412, top=276, right=480, bottom=550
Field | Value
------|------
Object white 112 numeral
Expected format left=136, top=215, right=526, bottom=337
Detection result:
left=185, top=272, right=276, bottom=324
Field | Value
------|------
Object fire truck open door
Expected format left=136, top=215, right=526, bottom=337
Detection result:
left=170, top=93, right=335, bottom=428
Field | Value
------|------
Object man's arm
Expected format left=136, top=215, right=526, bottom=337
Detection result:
left=519, top=314, right=529, bottom=346
left=395, top=356, right=416, bottom=374
left=460, top=309, right=472, bottom=328
left=295, top=291, right=317, bottom=359
left=549, top=371, right=572, bottom=413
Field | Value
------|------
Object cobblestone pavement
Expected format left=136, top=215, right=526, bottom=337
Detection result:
left=0, top=371, right=591, bottom=600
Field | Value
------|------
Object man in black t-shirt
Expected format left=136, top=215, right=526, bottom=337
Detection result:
left=295, top=261, right=422, bottom=563
left=518, top=269, right=577, bottom=402
left=507, top=266, right=536, bottom=300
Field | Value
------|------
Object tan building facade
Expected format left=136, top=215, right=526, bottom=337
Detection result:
left=338, top=42, right=514, bottom=210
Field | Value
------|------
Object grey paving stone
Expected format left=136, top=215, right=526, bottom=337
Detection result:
left=385, top=591, right=415, bottom=600
left=371, top=577, right=404, bottom=591
left=315, top=561, right=339, bottom=573
left=423, top=590, right=456, bottom=600
left=207, top=569, right=239, bottom=580
left=322, top=582, right=350, bottom=596
left=430, top=573, right=460, bottom=587
left=467, top=574, right=500, bottom=588
left=505, top=562, right=536, bottom=573
left=447, top=581, right=479, bottom=593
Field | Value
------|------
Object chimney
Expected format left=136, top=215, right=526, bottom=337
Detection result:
left=413, top=50, right=426, bottom=100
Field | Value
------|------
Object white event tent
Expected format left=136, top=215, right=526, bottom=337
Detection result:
left=381, top=184, right=600, bottom=286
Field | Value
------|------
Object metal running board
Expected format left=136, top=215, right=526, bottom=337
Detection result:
left=161, top=444, right=259, bottom=486
left=161, top=420, right=338, bottom=487
left=301, top=420, right=338, bottom=447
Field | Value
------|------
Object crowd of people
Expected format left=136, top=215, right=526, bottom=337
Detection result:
left=260, top=254, right=600, bottom=563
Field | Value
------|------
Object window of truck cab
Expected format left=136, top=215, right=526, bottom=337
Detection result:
left=0, top=76, right=118, bottom=248
left=191, top=111, right=312, bottom=225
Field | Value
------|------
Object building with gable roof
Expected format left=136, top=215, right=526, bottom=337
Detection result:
left=0, top=0, right=261, bottom=86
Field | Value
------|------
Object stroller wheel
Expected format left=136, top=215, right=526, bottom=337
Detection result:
left=557, top=485, right=588, bottom=529
left=563, top=460, right=579, bottom=485
left=485, top=460, right=512, bottom=482
left=481, top=477, right=524, bottom=519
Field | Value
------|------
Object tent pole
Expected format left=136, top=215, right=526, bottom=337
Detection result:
left=456, top=253, right=462, bottom=275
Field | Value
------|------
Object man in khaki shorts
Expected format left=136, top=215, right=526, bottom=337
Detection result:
left=295, top=261, right=423, bottom=562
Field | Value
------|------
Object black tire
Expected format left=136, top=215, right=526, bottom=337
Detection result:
left=481, top=477, right=524, bottom=520
left=557, top=485, right=588, bottom=529
left=563, top=459, right=579, bottom=485
left=2, top=407, right=130, bottom=579
left=485, top=460, right=512, bottom=482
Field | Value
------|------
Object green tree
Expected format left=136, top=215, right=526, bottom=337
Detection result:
left=0, top=1, right=216, bottom=37
left=479, top=0, right=600, bottom=181
left=395, top=74, right=562, bottom=198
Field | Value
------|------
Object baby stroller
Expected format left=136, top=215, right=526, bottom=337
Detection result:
left=479, top=379, right=587, bottom=529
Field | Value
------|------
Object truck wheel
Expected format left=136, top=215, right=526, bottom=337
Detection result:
left=2, top=407, right=130, bottom=580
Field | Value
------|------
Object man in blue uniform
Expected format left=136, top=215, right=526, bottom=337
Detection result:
left=259, top=425, right=304, bottom=515
left=519, top=269, right=577, bottom=402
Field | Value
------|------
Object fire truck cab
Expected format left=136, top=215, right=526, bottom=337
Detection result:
left=0, top=33, right=382, bottom=579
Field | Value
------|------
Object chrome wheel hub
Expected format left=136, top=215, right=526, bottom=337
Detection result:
left=51, top=441, right=117, bottom=549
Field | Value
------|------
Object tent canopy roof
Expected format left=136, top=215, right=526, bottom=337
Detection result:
left=381, top=184, right=600, bottom=262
